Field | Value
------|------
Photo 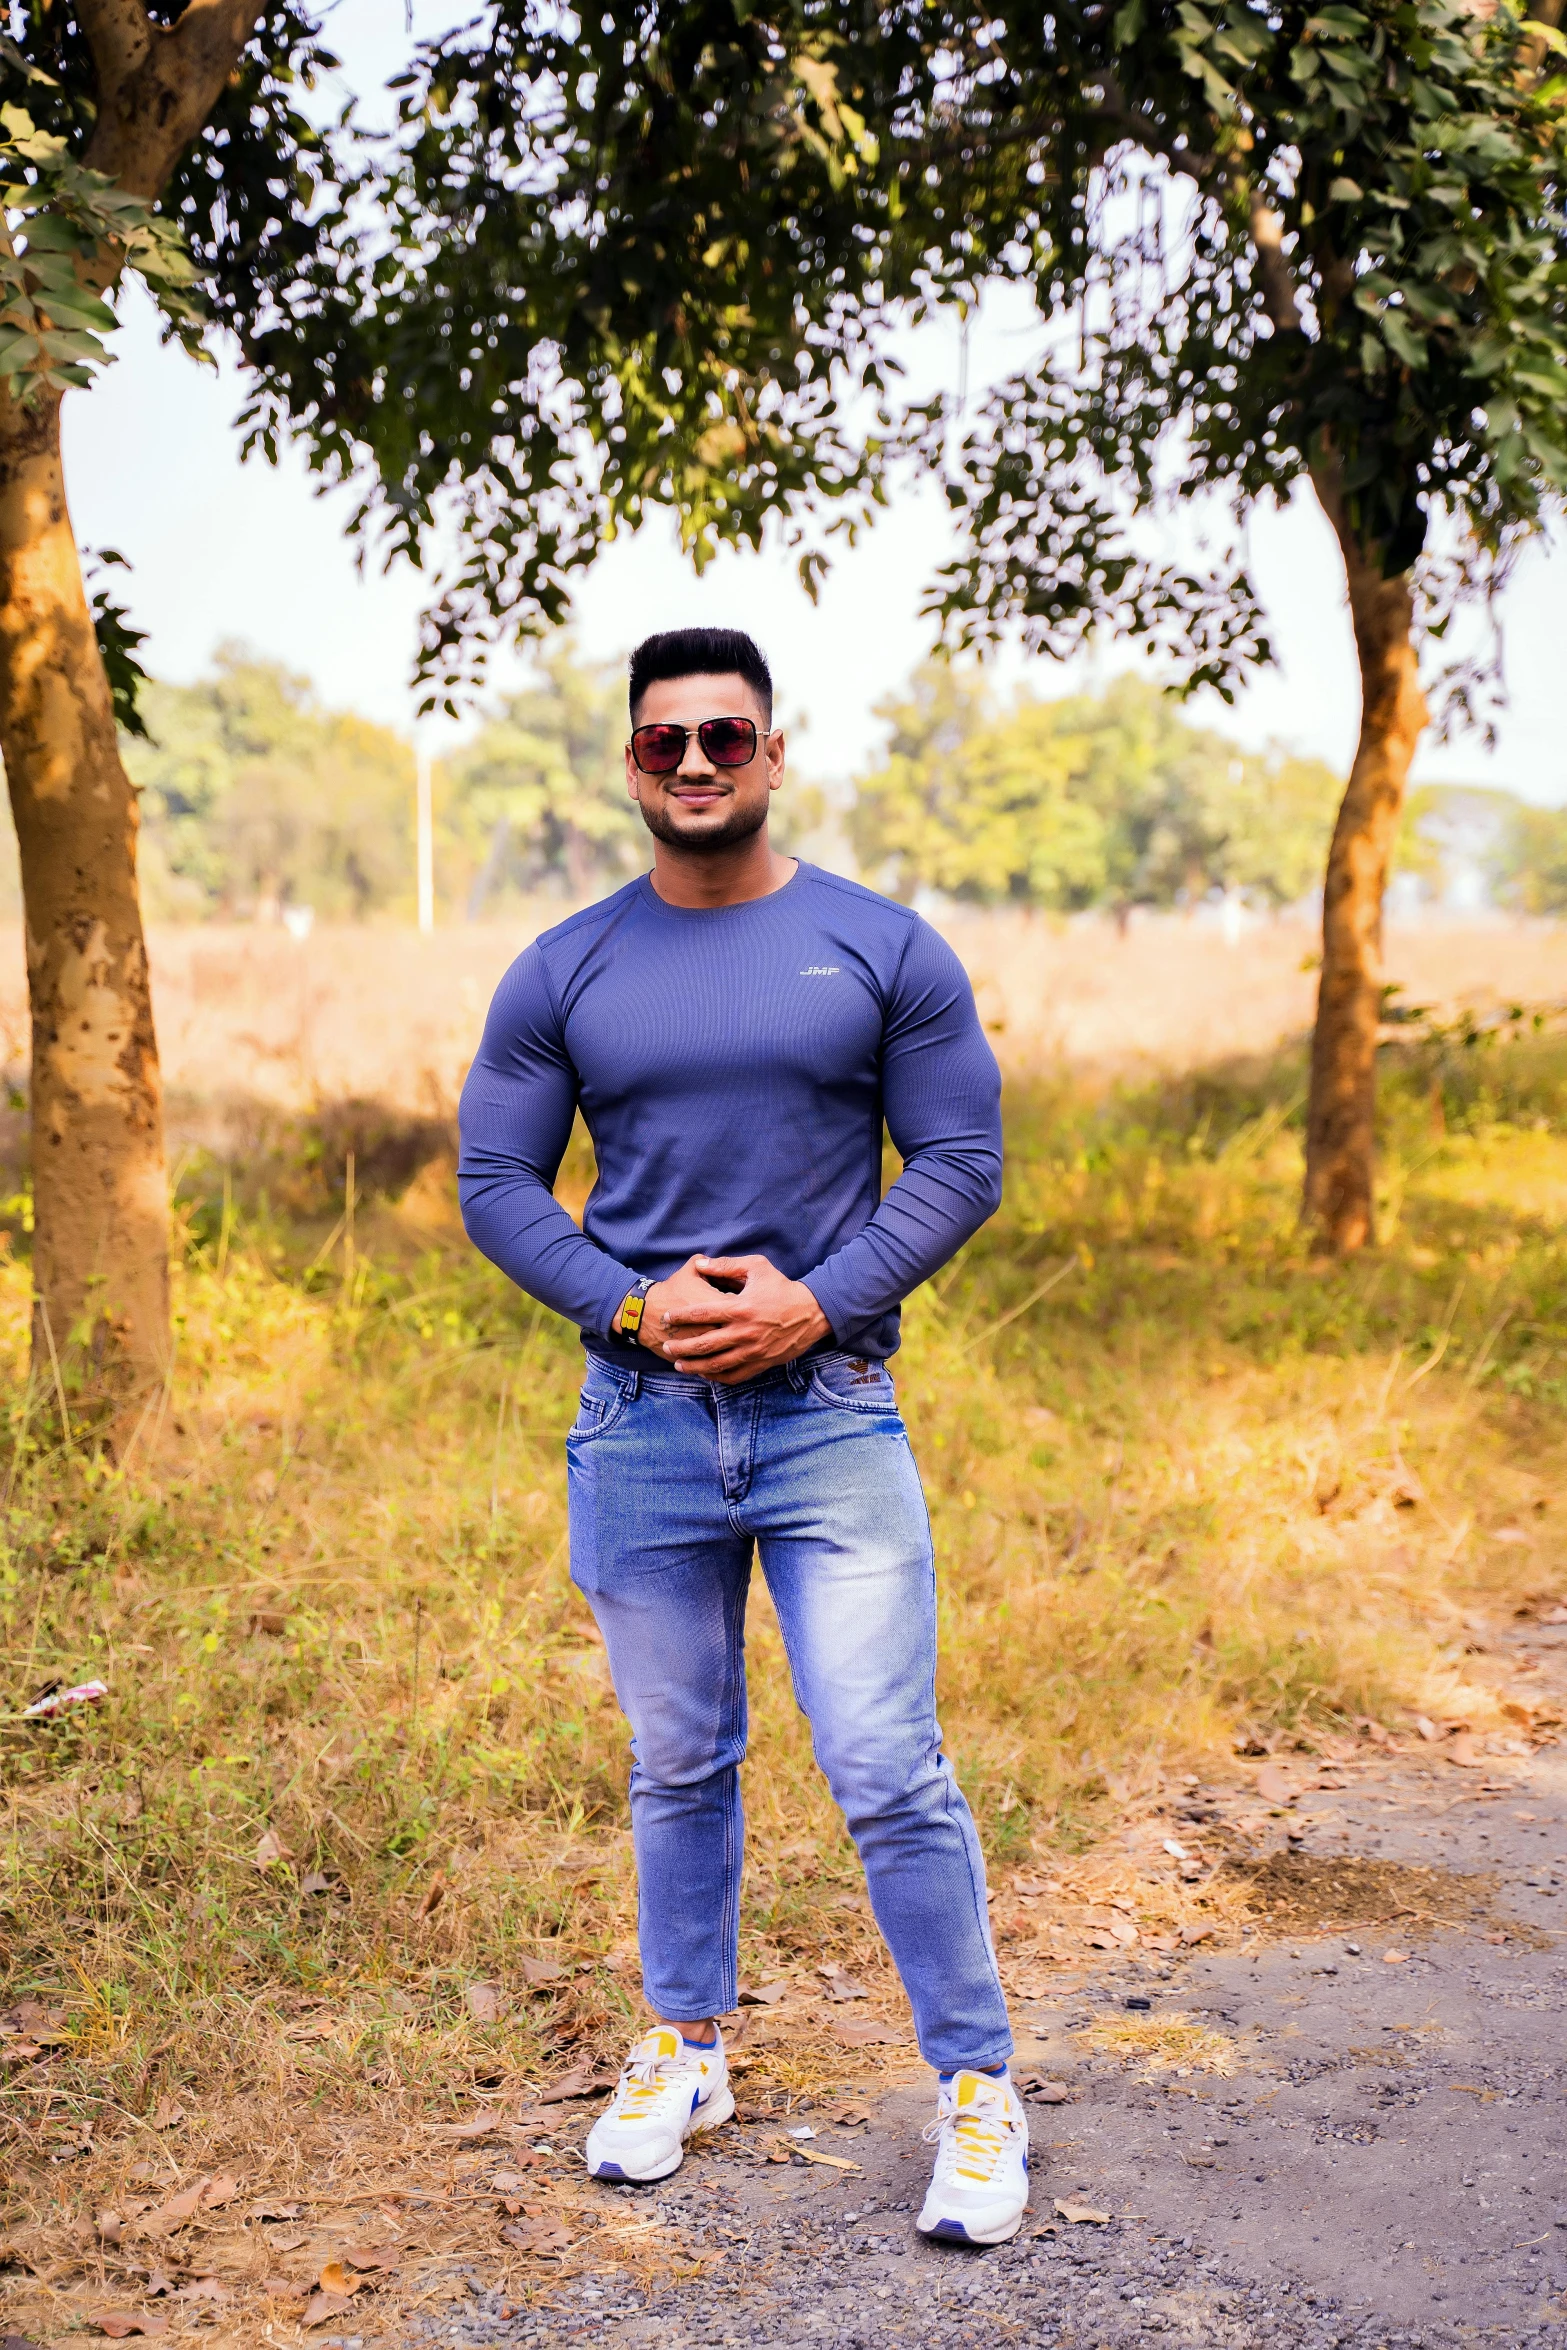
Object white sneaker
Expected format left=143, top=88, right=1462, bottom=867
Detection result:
left=583, top=2025, right=734, bottom=2183
left=916, top=2069, right=1030, bottom=2245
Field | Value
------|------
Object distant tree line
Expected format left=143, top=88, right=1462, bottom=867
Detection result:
left=98, top=642, right=1559, bottom=924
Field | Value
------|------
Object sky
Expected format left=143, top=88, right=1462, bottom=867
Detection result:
left=58, top=0, right=1567, bottom=801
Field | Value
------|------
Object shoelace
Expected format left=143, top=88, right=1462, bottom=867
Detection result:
left=616, top=2047, right=693, bottom=2119
left=922, top=2099, right=1015, bottom=2185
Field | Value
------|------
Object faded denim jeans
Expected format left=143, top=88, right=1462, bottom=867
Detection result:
left=565, top=1349, right=1013, bottom=2074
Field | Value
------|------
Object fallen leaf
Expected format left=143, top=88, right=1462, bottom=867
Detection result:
left=1413, top=1715, right=1439, bottom=1742
left=264, top=2231, right=309, bottom=2252
left=92, top=2318, right=168, bottom=2340
left=737, top=1979, right=790, bottom=2006
left=149, top=2097, right=184, bottom=2132
left=253, top=1829, right=292, bottom=1871
left=816, top=1964, right=869, bottom=2002
left=299, top=1872, right=339, bottom=1899
left=771, top=2138, right=860, bottom=2173
left=425, top=2109, right=506, bottom=2139
left=1016, top=2075, right=1073, bottom=2105
left=249, top=1610, right=289, bottom=1637
left=1085, top=1932, right=1117, bottom=1951
left=136, top=2174, right=240, bottom=2235
left=1485, top=1930, right=1509, bottom=1945
left=1054, top=2199, right=1111, bottom=2225
left=1180, top=1923, right=1215, bottom=1946
left=538, top=2066, right=618, bottom=2104
left=1255, top=1763, right=1297, bottom=1806
left=173, top=2279, right=230, bottom=2303
left=500, top=2217, right=573, bottom=2256
left=1383, top=1949, right=1410, bottom=1966
left=340, top=2246, right=401, bottom=2272
left=416, top=1872, right=447, bottom=1919
left=299, top=2292, right=354, bottom=2329
left=317, top=2263, right=363, bottom=2297
left=141, top=2274, right=176, bottom=2299
left=519, top=1957, right=565, bottom=1988
left=1446, top=1734, right=1482, bottom=1768
left=464, top=1982, right=505, bottom=2023
left=1108, top=1918, right=1139, bottom=1947
left=830, top=2105, right=873, bottom=2127
left=828, top=2018, right=906, bottom=2048
left=248, top=2201, right=304, bottom=2222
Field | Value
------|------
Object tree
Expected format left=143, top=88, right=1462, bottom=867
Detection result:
left=0, top=1, right=962, bottom=1410
left=849, top=664, right=1340, bottom=911
left=926, top=0, right=1567, bottom=1249
left=125, top=648, right=414, bottom=920
left=446, top=641, right=639, bottom=915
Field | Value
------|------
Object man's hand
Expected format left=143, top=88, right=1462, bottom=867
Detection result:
left=650, top=1253, right=830, bottom=1384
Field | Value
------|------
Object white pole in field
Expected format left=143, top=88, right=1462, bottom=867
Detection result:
left=415, top=744, right=434, bottom=933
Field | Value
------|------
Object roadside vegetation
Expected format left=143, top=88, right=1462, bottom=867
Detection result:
left=3, top=1017, right=1565, bottom=2154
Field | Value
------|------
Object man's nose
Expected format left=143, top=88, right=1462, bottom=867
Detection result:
left=675, top=736, right=720, bottom=781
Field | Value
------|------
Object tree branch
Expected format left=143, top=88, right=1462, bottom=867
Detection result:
left=1247, top=188, right=1304, bottom=335
left=83, top=0, right=265, bottom=200
left=75, top=0, right=155, bottom=97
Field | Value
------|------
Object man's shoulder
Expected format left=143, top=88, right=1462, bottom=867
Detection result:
left=795, top=863, right=924, bottom=935
left=531, top=878, right=646, bottom=959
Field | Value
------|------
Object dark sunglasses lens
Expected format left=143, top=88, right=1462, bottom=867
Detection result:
left=632, top=725, right=686, bottom=773
left=699, top=718, right=758, bottom=766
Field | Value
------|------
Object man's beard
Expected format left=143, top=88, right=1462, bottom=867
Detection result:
left=636, top=789, right=769, bottom=853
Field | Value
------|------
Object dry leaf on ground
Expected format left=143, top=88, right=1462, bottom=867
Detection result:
left=136, top=2174, right=240, bottom=2236
left=538, top=2066, right=617, bottom=2104
left=174, top=2279, right=230, bottom=2303
left=299, top=2291, right=354, bottom=2329
left=738, top=1979, right=790, bottom=2006
left=816, top=1964, right=869, bottom=2002
left=148, top=2098, right=184, bottom=2132
left=253, top=1829, right=292, bottom=1871
left=519, top=1957, right=565, bottom=1987
left=341, top=2245, right=402, bottom=2271
left=1383, top=1949, right=1411, bottom=1965
left=92, top=2317, right=168, bottom=2340
left=830, top=2018, right=906, bottom=2048
left=501, top=2217, right=573, bottom=2256
left=464, top=1982, right=505, bottom=2022
left=1054, top=2200, right=1111, bottom=2225
left=416, top=1872, right=447, bottom=1918
left=317, top=2262, right=364, bottom=2296
left=1255, top=1763, right=1298, bottom=1805
left=299, top=1871, right=340, bottom=1898
left=1016, top=2075, right=1073, bottom=2104
left=425, top=2109, right=506, bottom=2139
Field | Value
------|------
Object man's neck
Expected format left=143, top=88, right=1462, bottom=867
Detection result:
left=648, top=829, right=798, bottom=909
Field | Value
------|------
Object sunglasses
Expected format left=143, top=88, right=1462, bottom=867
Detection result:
left=629, top=716, right=771, bottom=775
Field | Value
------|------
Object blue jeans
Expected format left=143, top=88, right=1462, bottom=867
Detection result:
left=565, top=1348, right=1013, bottom=2074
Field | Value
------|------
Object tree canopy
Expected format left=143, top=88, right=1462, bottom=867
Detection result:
left=849, top=666, right=1343, bottom=911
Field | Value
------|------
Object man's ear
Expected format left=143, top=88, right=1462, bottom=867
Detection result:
left=766, top=727, right=786, bottom=791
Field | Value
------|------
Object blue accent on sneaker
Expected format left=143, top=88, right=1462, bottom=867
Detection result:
left=682, top=2034, right=719, bottom=2050
left=925, top=2217, right=975, bottom=2242
left=591, top=2159, right=629, bottom=2181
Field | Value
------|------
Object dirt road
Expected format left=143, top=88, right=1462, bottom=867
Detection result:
left=399, top=1710, right=1567, bottom=2350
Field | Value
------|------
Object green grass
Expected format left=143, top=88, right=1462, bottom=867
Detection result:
left=2, top=1027, right=1565, bottom=2148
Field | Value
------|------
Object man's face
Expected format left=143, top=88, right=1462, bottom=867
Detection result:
left=625, top=671, right=785, bottom=853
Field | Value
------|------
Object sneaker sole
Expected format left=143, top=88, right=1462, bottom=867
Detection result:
left=586, top=2083, right=736, bottom=2184
left=917, top=2207, right=1025, bottom=2247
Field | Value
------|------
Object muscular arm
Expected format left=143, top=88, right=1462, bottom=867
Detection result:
left=457, top=945, right=637, bottom=1337
left=799, top=920, right=1003, bottom=1338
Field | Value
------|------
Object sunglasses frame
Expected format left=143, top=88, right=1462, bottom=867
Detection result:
left=627, top=715, right=776, bottom=776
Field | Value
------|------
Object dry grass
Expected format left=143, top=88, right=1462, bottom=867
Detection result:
left=3, top=917, right=1567, bottom=2338
left=1073, top=2012, right=1240, bottom=2077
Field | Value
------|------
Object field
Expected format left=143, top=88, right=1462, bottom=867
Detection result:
left=3, top=910, right=1567, bottom=2334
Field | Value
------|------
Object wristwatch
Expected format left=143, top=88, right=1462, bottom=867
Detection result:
left=616, top=1277, right=654, bottom=1340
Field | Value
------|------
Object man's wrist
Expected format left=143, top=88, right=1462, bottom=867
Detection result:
left=611, top=1277, right=654, bottom=1339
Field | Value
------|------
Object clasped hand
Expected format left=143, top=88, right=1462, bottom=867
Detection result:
left=632, top=1254, right=830, bottom=1384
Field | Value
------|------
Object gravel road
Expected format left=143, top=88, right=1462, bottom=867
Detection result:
left=389, top=1731, right=1567, bottom=2350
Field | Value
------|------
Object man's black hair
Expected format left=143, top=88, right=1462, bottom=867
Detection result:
left=628, top=626, right=773, bottom=723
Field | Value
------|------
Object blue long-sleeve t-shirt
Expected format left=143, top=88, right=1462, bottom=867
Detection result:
left=457, top=863, right=1003, bottom=1360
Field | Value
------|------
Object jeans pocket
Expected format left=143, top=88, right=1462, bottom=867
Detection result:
left=568, top=1366, right=633, bottom=1442
left=808, top=1353, right=900, bottom=1415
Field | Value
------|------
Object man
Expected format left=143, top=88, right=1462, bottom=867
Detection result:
left=459, top=625, right=1027, bottom=2244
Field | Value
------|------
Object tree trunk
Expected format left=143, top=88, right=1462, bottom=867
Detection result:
left=1303, top=494, right=1429, bottom=1253
left=0, top=385, right=169, bottom=1408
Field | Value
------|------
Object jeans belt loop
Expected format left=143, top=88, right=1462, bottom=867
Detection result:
left=784, top=1358, right=809, bottom=1395
left=626, top=1364, right=642, bottom=1402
